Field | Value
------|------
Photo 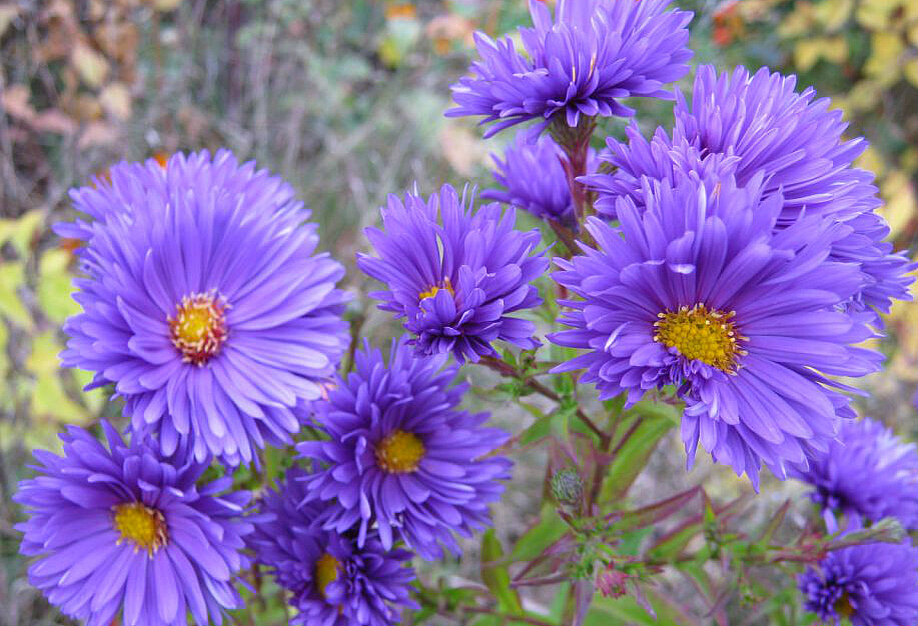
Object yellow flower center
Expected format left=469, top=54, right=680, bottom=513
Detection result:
left=314, top=553, right=341, bottom=598
left=653, top=303, right=746, bottom=372
left=835, top=594, right=854, bottom=618
left=168, top=292, right=228, bottom=366
left=419, top=277, right=454, bottom=301
left=375, top=430, right=425, bottom=473
left=113, top=502, right=168, bottom=554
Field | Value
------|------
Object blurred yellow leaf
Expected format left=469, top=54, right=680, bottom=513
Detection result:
left=795, top=36, right=848, bottom=70
left=864, top=32, right=904, bottom=85
left=0, top=3, right=19, bottom=38
left=814, top=0, right=853, bottom=32
left=855, top=145, right=887, bottom=179
left=856, top=0, right=903, bottom=30
left=71, top=42, right=109, bottom=88
left=905, top=59, right=918, bottom=89
left=0, top=210, right=44, bottom=256
left=149, top=0, right=182, bottom=11
left=778, top=2, right=815, bottom=38
left=38, top=249, right=79, bottom=323
left=909, top=23, right=918, bottom=47
left=99, top=82, right=132, bottom=120
left=0, top=263, right=32, bottom=328
left=879, top=170, right=917, bottom=239
left=28, top=332, right=93, bottom=426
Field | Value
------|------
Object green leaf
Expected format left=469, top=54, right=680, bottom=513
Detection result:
left=600, top=400, right=678, bottom=502
left=585, top=587, right=699, bottom=626
left=510, top=504, right=568, bottom=562
left=481, top=530, right=523, bottom=614
left=612, top=486, right=701, bottom=534
left=38, top=249, right=80, bottom=322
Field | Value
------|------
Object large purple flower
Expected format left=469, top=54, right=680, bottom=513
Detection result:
left=249, top=467, right=417, bottom=626
left=14, top=422, right=252, bottom=626
left=358, top=184, right=547, bottom=363
left=551, top=174, right=881, bottom=487
left=799, top=540, right=918, bottom=626
left=298, top=339, right=512, bottom=560
left=59, top=151, right=350, bottom=465
left=587, top=65, right=915, bottom=319
left=792, top=417, right=918, bottom=531
left=481, top=129, right=597, bottom=226
left=446, top=0, right=692, bottom=137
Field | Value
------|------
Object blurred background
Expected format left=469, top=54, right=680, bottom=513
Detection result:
left=0, top=0, right=916, bottom=624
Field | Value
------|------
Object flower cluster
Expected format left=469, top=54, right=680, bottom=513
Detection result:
left=248, top=468, right=418, bottom=626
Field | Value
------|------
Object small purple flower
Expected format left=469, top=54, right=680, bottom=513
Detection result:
left=481, top=129, right=597, bottom=225
left=551, top=174, right=881, bottom=487
left=358, top=184, right=548, bottom=363
left=249, top=467, right=418, bottom=626
left=14, top=422, right=252, bottom=626
left=447, top=0, right=693, bottom=137
left=792, top=417, right=918, bottom=531
left=59, top=150, right=350, bottom=465
left=799, top=540, right=918, bottom=626
left=298, top=339, right=512, bottom=560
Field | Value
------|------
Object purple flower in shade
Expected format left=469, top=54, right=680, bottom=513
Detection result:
left=58, top=150, right=350, bottom=466
left=14, top=422, right=252, bottom=626
left=446, top=0, right=693, bottom=137
left=481, top=129, right=598, bottom=226
left=588, top=64, right=914, bottom=320
left=792, top=417, right=918, bottom=531
left=550, top=173, right=882, bottom=487
left=357, top=184, right=548, bottom=364
left=799, top=540, right=918, bottom=626
left=248, top=468, right=418, bottom=626
left=583, top=123, right=740, bottom=220
left=297, top=339, right=512, bottom=560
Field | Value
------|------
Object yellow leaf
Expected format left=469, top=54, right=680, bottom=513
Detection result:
left=814, top=0, right=853, bottom=32
left=855, top=0, right=901, bottom=30
left=71, top=42, right=109, bottom=88
left=906, top=59, right=918, bottom=89
left=39, top=249, right=79, bottom=323
left=865, top=31, right=904, bottom=85
left=0, top=263, right=32, bottom=328
left=99, top=82, right=132, bottom=121
left=794, top=39, right=823, bottom=72
left=28, top=333, right=93, bottom=426
left=879, top=170, right=917, bottom=239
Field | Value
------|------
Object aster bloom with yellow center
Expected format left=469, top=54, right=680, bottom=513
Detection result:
left=446, top=0, right=693, bottom=137
left=358, top=184, right=548, bottom=363
left=14, top=422, right=252, bottom=626
left=550, top=174, right=881, bottom=487
left=248, top=468, right=417, bottom=626
left=799, top=539, right=918, bottom=626
left=298, top=339, right=512, bottom=559
left=58, top=150, right=350, bottom=465
left=792, top=417, right=918, bottom=531
left=585, top=65, right=915, bottom=323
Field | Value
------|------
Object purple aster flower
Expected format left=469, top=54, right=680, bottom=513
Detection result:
left=59, top=150, right=350, bottom=465
left=481, top=129, right=598, bottom=226
left=584, top=65, right=915, bottom=321
left=297, top=339, right=512, bottom=560
left=358, top=184, right=548, bottom=363
left=799, top=540, right=918, bottom=626
left=446, top=0, right=693, bottom=137
left=792, top=417, right=918, bottom=531
left=14, top=422, right=252, bottom=626
left=249, top=467, right=417, bottom=626
left=550, top=174, right=882, bottom=487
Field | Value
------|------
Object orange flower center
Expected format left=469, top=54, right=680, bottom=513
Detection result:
left=113, top=502, right=168, bottom=554
left=375, top=430, right=425, bottom=473
left=419, top=277, right=454, bottom=302
left=315, top=553, right=341, bottom=598
left=653, top=303, right=746, bottom=372
left=168, top=292, right=228, bottom=366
